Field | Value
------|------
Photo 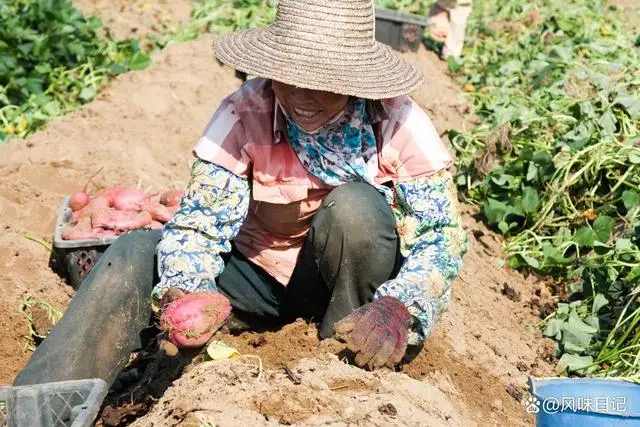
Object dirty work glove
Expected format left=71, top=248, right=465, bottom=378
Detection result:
left=159, top=290, right=232, bottom=349
left=333, top=296, right=412, bottom=369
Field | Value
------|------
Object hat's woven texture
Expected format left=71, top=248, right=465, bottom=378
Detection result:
left=214, top=0, right=424, bottom=99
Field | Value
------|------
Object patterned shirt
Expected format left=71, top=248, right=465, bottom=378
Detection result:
left=157, top=78, right=468, bottom=344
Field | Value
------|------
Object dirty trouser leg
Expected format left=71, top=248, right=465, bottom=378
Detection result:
left=214, top=183, right=401, bottom=339
left=13, top=230, right=161, bottom=387
left=286, top=182, right=401, bottom=339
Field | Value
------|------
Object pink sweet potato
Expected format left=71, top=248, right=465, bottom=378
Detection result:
left=69, top=191, right=90, bottom=212
left=141, top=202, right=172, bottom=223
left=92, top=209, right=152, bottom=231
left=113, top=189, right=147, bottom=211
left=96, top=186, right=128, bottom=206
left=159, top=291, right=231, bottom=348
left=62, top=217, right=118, bottom=240
left=72, top=197, right=110, bottom=222
left=148, top=220, right=164, bottom=230
left=160, top=190, right=184, bottom=207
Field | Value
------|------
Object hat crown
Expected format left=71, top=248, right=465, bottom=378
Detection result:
left=273, top=0, right=376, bottom=50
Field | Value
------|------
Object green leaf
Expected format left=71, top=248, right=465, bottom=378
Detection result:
left=622, top=190, right=640, bottom=210
left=521, top=254, right=540, bottom=269
left=543, top=318, right=563, bottom=339
left=615, top=238, right=633, bottom=251
left=542, top=244, right=574, bottom=266
left=598, top=109, right=617, bottom=134
left=592, top=293, right=609, bottom=314
left=447, top=56, right=461, bottom=73
left=521, top=187, right=539, bottom=214
left=567, top=310, right=598, bottom=335
left=592, top=215, right=615, bottom=242
left=615, top=95, right=640, bottom=119
left=625, top=266, right=640, bottom=283
left=558, top=353, right=594, bottom=373
left=629, top=150, right=640, bottom=165
left=557, top=303, right=570, bottom=317
left=573, top=227, right=597, bottom=247
left=78, top=87, right=96, bottom=102
left=127, top=52, right=151, bottom=71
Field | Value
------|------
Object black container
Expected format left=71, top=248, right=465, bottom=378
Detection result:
left=52, top=197, right=115, bottom=289
left=374, top=7, right=428, bottom=53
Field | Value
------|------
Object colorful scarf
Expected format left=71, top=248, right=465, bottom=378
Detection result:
left=285, top=98, right=392, bottom=201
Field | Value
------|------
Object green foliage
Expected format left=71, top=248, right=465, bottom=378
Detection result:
left=173, top=0, right=277, bottom=42
left=0, top=0, right=151, bottom=142
left=454, top=0, right=640, bottom=377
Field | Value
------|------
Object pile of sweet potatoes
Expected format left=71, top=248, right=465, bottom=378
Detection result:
left=61, top=187, right=184, bottom=240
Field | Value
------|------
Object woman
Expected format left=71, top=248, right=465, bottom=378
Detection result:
left=428, top=0, right=473, bottom=58
left=14, top=0, right=467, bottom=388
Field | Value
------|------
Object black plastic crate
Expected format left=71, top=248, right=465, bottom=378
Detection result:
left=52, top=197, right=116, bottom=290
left=375, top=7, right=428, bottom=53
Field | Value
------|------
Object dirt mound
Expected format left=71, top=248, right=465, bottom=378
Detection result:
left=132, top=355, right=468, bottom=426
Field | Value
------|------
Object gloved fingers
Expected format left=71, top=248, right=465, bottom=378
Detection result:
left=333, top=310, right=361, bottom=336
left=387, top=328, right=409, bottom=367
left=354, top=325, right=386, bottom=368
left=346, top=311, right=376, bottom=352
left=369, top=333, right=397, bottom=369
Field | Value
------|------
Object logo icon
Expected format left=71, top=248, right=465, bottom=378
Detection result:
left=524, top=396, right=540, bottom=414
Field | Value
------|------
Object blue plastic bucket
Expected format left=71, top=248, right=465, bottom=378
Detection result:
left=529, top=377, right=640, bottom=426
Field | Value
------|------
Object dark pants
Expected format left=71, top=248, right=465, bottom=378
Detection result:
left=14, top=183, right=400, bottom=387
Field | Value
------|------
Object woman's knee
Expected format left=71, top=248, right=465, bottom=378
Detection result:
left=319, top=183, right=396, bottom=239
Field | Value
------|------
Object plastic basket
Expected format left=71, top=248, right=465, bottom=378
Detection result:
left=52, top=197, right=116, bottom=289
left=374, top=8, right=428, bottom=53
left=0, top=379, right=108, bottom=427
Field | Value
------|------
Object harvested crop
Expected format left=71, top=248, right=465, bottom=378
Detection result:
left=142, top=202, right=172, bottom=223
left=62, top=186, right=184, bottom=240
left=159, top=190, right=184, bottom=207
left=96, top=186, right=127, bottom=206
left=113, top=189, right=147, bottom=211
left=69, top=192, right=90, bottom=212
left=92, top=209, right=152, bottom=231
left=159, top=291, right=232, bottom=348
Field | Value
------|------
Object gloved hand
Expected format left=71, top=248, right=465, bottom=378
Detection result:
left=333, top=296, right=412, bottom=369
left=159, top=290, right=232, bottom=349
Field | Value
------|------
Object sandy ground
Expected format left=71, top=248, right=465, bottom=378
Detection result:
left=0, top=1, right=560, bottom=426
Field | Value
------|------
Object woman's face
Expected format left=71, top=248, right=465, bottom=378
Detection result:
left=272, top=81, right=349, bottom=132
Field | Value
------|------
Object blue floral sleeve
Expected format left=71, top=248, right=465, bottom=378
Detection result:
left=375, top=170, right=468, bottom=345
left=155, top=159, right=250, bottom=302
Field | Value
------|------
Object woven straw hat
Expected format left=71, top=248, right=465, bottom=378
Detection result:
left=214, top=0, right=424, bottom=99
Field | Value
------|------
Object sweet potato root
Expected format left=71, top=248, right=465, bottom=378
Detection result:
left=69, top=191, right=90, bottom=212
left=92, top=209, right=152, bottom=231
left=95, top=186, right=128, bottom=206
left=113, top=189, right=147, bottom=211
left=141, top=202, right=172, bottom=223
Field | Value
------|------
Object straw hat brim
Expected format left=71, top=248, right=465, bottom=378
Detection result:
left=214, top=26, right=424, bottom=100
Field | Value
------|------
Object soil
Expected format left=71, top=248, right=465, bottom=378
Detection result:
left=0, top=1, right=562, bottom=426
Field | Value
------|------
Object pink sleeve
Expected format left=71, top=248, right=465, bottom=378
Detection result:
left=380, top=97, right=454, bottom=182
left=193, top=97, right=251, bottom=178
